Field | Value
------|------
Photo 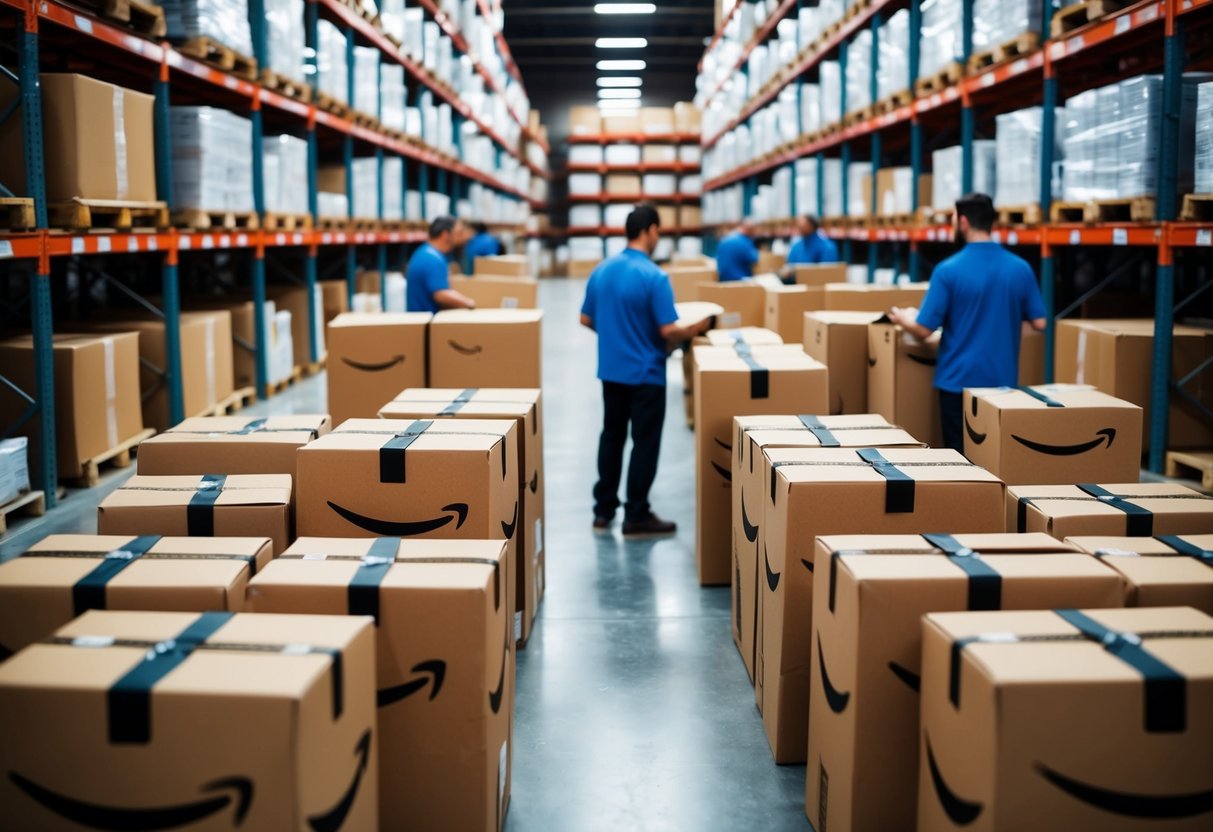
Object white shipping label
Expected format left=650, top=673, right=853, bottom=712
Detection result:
left=498, top=740, right=508, bottom=814
left=534, top=518, right=543, bottom=556
left=103, top=337, right=119, bottom=448
left=112, top=89, right=128, bottom=200
left=502, top=296, right=519, bottom=309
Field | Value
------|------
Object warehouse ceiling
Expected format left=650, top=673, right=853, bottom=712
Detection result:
left=502, top=0, right=714, bottom=134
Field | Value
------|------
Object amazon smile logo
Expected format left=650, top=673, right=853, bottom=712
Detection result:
left=489, top=646, right=507, bottom=714
left=308, top=730, right=372, bottom=832
left=377, top=660, right=446, bottom=707
left=764, top=545, right=780, bottom=591
left=926, top=736, right=983, bottom=825
left=817, top=635, right=850, bottom=714
left=10, top=770, right=253, bottom=829
left=529, top=470, right=538, bottom=494
left=712, top=461, right=732, bottom=483
left=741, top=494, right=758, bottom=544
left=448, top=340, right=483, bottom=356
left=1036, top=763, right=1213, bottom=820
left=907, top=353, right=938, bottom=367
left=340, top=355, right=404, bottom=372
left=964, top=413, right=987, bottom=445
left=1012, top=428, right=1117, bottom=456
left=501, top=502, right=519, bottom=540
left=327, top=502, right=469, bottom=536
left=888, top=661, right=921, bottom=692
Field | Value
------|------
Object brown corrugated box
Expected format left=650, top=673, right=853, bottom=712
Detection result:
left=0, top=73, right=155, bottom=201
left=963, top=385, right=1143, bottom=485
left=730, top=415, right=922, bottom=683
left=694, top=345, right=829, bottom=586
left=601, top=112, right=641, bottom=134
left=248, top=538, right=513, bottom=832
left=640, top=106, right=675, bottom=134
left=187, top=298, right=259, bottom=390
left=268, top=284, right=324, bottom=369
left=0, top=534, right=274, bottom=655
left=1054, top=319, right=1213, bottom=448
left=137, top=415, right=331, bottom=484
left=792, top=264, right=847, bottom=286
left=567, top=259, right=600, bottom=279
left=98, top=474, right=293, bottom=554
left=428, top=309, right=542, bottom=389
left=807, top=534, right=1124, bottom=832
left=326, top=312, right=430, bottom=424
left=764, top=285, right=826, bottom=343
left=570, top=105, right=602, bottom=135
left=320, top=279, right=351, bottom=323
left=378, top=390, right=545, bottom=647
left=756, top=251, right=786, bottom=275
left=868, top=319, right=944, bottom=447
left=473, top=255, right=531, bottom=278
left=605, top=174, right=642, bottom=195
left=760, top=448, right=1004, bottom=763
left=674, top=101, right=701, bottom=133
left=825, top=283, right=929, bottom=312
left=697, top=281, right=767, bottom=328
left=918, top=607, right=1213, bottom=832
left=642, top=144, right=678, bottom=164
left=656, top=204, right=678, bottom=228
left=0, top=610, right=377, bottom=830
left=804, top=311, right=883, bottom=415
left=1007, top=482, right=1213, bottom=537
left=0, top=332, right=143, bottom=479
left=666, top=266, right=716, bottom=303
left=679, top=205, right=702, bottom=228
left=1068, top=534, right=1213, bottom=614
left=1020, top=327, right=1046, bottom=385
left=682, top=328, right=784, bottom=426
left=451, top=276, right=539, bottom=309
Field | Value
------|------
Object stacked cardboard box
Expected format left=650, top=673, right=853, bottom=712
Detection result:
left=696, top=281, right=768, bottom=329
left=429, top=310, right=543, bottom=389
left=803, top=311, right=883, bottom=415
left=1067, top=534, right=1213, bottom=613
left=867, top=318, right=944, bottom=447
left=451, top=276, right=539, bottom=310
left=1007, top=482, right=1213, bottom=537
left=764, top=285, right=827, bottom=342
left=326, top=313, right=430, bottom=424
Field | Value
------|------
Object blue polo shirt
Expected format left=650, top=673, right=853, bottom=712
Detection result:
left=464, top=232, right=503, bottom=272
left=787, top=231, right=839, bottom=265
left=406, top=242, right=450, bottom=313
left=715, top=232, right=759, bottom=282
left=581, top=248, right=678, bottom=387
left=916, top=241, right=1047, bottom=393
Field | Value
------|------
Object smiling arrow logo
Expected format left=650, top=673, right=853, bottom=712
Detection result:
left=327, top=502, right=468, bottom=536
left=926, top=735, right=984, bottom=825
left=964, top=414, right=987, bottom=445
left=764, top=545, right=780, bottom=592
left=448, top=340, right=483, bottom=356
left=10, top=771, right=254, bottom=830
left=741, top=495, right=758, bottom=544
left=888, top=661, right=921, bottom=693
left=340, top=355, right=404, bottom=372
left=501, top=502, right=519, bottom=540
left=307, top=730, right=372, bottom=832
left=1035, top=763, right=1213, bottom=819
left=1012, top=428, right=1117, bottom=456
left=489, top=646, right=507, bottom=714
left=817, top=635, right=850, bottom=714
left=529, top=471, right=538, bottom=494
left=712, top=461, right=732, bottom=483
left=377, top=660, right=447, bottom=707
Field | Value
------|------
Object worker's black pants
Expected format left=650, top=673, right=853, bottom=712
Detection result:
left=939, top=390, right=965, bottom=454
left=594, top=381, right=666, bottom=523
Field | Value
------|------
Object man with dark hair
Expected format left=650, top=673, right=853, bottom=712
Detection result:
left=464, top=221, right=503, bottom=273
left=785, top=215, right=839, bottom=266
left=714, top=220, right=759, bottom=282
left=406, top=216, right=476, bottom=313
left=889, top=193, right=1047, bottom=452
left=580, top=204, right=709, bottom=536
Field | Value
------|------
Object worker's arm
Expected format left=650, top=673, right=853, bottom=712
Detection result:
left=580, top=313, right=595, bottom=332
left=660, top=317, right=711, bottom=343
left=888, top=306, right=936, bottom=342
left=433, top=288, right=476, bottom=309
left=1029, top=317, right=1047, bottom=332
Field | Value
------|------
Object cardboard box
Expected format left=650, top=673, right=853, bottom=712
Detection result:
left=137, top=415, right=332, bottom=483
left=918, top=607, right=1213, bottom=832
left=428, top=309, right=543, bottom=389
left=451, top=276, right=539, bottom=310
left=473, top=255, right=531, bottom=278
left=1067, top=534, right=1213, bottom=614
left=697, top=281, right=767, bottom=329
left=379, top=389, right=546, bottom=647
left=0, top=534, right=274, bottom=654
left=643, top=144, right=678, bottom=163
left=678, top=205, right=702, bottom=228
left=682, top=328, right=785, bottom=426
left=764, top=285, right=827, bottom=343
left=731, top=415, right=923, bottom=683
left=567, top=259, right=600, bottom=279
left=1055, top=319, right=1213, bottom=449
left=605, top=174, right=642, bottom=195
left=320, top=279, right=350, bottom=324
left=0, top=332, right=143, bottom=479
left=601, top=112, right=641, bottom=134
left=756, top=251, right=786, bottom=275
left=1019, top=326, right=1046, bottom=385
left=0, top=74, right=155, bottom=202
left=268, top=284, right=325, bottom=368
left=807, top=534, right=1124, bottom=832
left=187, top=298, right=261, bottom=390
left=570, top=106, right=602, bottom=135
left=666, top=266, right=716, bottom=303
left=868, top=320, right=944, bottom=447
left=327, top=312, right=430, bottom=424
left=248, top=538, right=512, bottom=832
left=655, top=204, right=678, bottom=227
left=694, top=346, right=829, bottom=586
left=640, top=106, right=675, bottom=134
left=98, top=474, right=293, bottom=554
left=0, top=610, right=377, bottom=830
left=674, top=101, right=701, bottom=133
left=793, top=264, right=848, bottom=286
left=963, top=384, right=1143, bottom=485
left=1008, top=482, right=1213, bottom=537
left=760, top=448, right=1004, bottom=762
left=825, top=283, right=930, bottom=312
left=803, top=311, right=883, bottom=415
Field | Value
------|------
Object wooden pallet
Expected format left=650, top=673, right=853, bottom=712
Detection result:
left=177, top=36, right=258, bottom=80
left=1050, top=200, right=1089, bottom=223
left=1165, top=450, right=1213, bottom=491
left=918, top=207, right=953, bottom=226
left=172, top=209, right=260, bottom=231
left=915, top=62, right=964, bottom=97
left=1180, top=193, right=1213, bottom=222
left=316, top=216, right=352, bottom=230
left=821, top=216, right=851, bottom=229
left=0, top=489, right=45, bottom=535
left=73, top=0, right=166, bottom=35
left=967, top=32, right=1040, bottom=74
left=67, top=427, right=155, bottom=489
left=263, top=365, right=303, bottom=398
left=202, top=386, right=257, bottom=416
left=303, top=354, right=327, bottom=377
left=48, top=198, right=169, bottom=231
left=262, top=213, right=314, bottom=232
left=0, top=197, right=35, bottom=230
left=997, top=204, right=1042, bottom=226
left=351, top=110, right=381, bottom=130
left=260, top=68, right=312, bottom=102
left=1051, top=0, right=1135, bottom=37
left=315, top=90, right=353, bottom=119
left=880, top=213, right=918, bottom=228
left=875, top=89, right=913, bottom=115
left=1084, top=197, right=1155, bottom=224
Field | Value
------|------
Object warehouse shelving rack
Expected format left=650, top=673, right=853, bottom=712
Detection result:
left=698, top=0, right=1213, bottom=472
left=0, top=0, right=547, bottom=507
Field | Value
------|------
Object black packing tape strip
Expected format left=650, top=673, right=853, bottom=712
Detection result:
left=949, top=636, right=980, bottom=708
left=1017, top=496, right=1032, bottom=532
left=1157, top=535, right=1213, bottom=565
left=379, top=420, right=432, bottom=483
left=347, top=537, right=400, bottom=623
left=440, top=388, right=478, bottom=415
left=1055, top=609, right=1185, bottom=732
left=798, top=414, right=840, bottom=447
left=857, top=448, right=915, bottom=513
left=71, top=535, right=162, bottom=616
left=1017, top=386, right=1065, bottom=408
left=1077, top=484, right=1154, bottom=536
left=108, top=611, right=233, bottom=743
left=186, top=475, right=228, bottom=536
left=923, top=533, right=1003, bottom=611
left=828, top=550, right=840, bottom=613
left=736, top=349, right=769, bottom=399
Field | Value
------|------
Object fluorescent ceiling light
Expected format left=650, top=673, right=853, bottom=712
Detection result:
left=598, top=99, right=641, bottom=109
left=594, top=3, right=656, bottom=13
left=596, top=37, right=647, bottom=48
left=598, top=88, right=641, bottom=99
left=597, top=59, right=646, bottom=70
left=597, top=77, right=643, bottom=87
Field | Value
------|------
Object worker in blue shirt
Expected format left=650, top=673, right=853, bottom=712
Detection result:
left=463, top=222, right=503, bottom=274
left=405, top=216, right=476, bottom=314
left=785, top=215, right=839, bottom=267
left=581, top=204, right=709, bottom=537
left=889, top=193, right=1047, bottom=453
left=714, top=221, right=759, bottom=282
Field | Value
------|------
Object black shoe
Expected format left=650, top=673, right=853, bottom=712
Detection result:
left=592, top=515, right=612, bottom=533
left=622, top=514, right=677, bottom=537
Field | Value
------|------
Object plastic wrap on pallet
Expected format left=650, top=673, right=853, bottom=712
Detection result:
left=382, top=157, right=403, bottom=220
left=1197, top=82, right=1213, bottom=195
left=262, top=134, right=308, bottom=215
left=270, top=310, right=293, bottom=385
left=821, top=61, right=843, bottom=127
left=0, top=437, right=30, bottom=506
left=425, top=191, right=450, bottom=220
left=380, top=0, right=405, bottom=44
left=847, top=161, right=871, bottom=218
left=795, top=157, right=818, bottom=216
left=823, top=157, right=843, bottom=218
left=264, top=0, right=304, bottom=83
left=995, top=106, right=1062, bottom=208
left=799, top=83, right=822, bottom=136
left=972, top=0, right=1040, bottom=54
left=878, top=10, right=910, bottom=103
left=845, top=30, right=872, bottom=116
left=170, top=106, right=253, bottom=213
left=317, top=190, right=348, bottom=218
left=161, top=0, right=252, bottom=58
left=380, top=65, right=406, bottom=133
left=930, top=141, right=997, bottom=209
left=351, top=158, right=378, bottom=219
left=919, top=0, right=962, bottom=79
left=352, top=46, right=379, bottom=118
left=316, top=20, right=348, bottom=105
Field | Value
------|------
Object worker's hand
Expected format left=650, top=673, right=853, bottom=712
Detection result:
left=888, top=306, right=904, bottom=326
